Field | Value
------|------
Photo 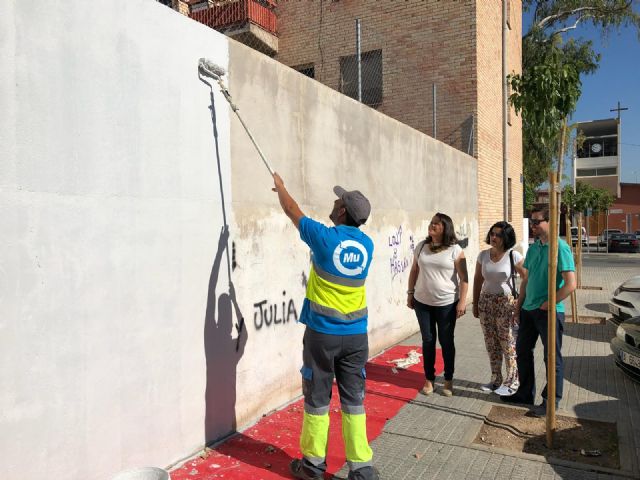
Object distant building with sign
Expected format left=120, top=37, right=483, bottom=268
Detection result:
left=574, top=118, right=620, bottom=198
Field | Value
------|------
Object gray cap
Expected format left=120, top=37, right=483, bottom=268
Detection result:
left=333, top=186, right=371, bottom=226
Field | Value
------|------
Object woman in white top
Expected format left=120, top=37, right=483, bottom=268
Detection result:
left=407, top=213, right=468, bottom=397
left=472, top=221, right=527, bottom=396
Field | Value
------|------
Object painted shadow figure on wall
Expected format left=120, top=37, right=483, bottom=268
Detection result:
left=200, top=70, right=247, bottom=443
left=204, top=225, right=247, bottom=443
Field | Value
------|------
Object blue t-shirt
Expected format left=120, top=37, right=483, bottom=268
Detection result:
left=522, top=238, right=575, bottom=313
left=298, top=216, right=374, bottom=334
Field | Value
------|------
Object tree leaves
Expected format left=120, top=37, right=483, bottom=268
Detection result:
left=514, top=0, right=639, bottom=191
left=509, top=37, right=582, bottom=187
left=562, top=181, right=615, bottom=213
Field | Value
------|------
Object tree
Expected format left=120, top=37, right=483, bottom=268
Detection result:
left=592, top=188, right=615, bottom=214
left=524, top=182, right=537, bottom=211
left=525, top=0, right=640, bottom=39
left=510, top=5, right=639, bottom=444
left=563, top=181, right=615, bottom=218
left=516, top=0, right=640, bottom=189
left=562, top=181, right=614, bottom=274
left=509, top=37, right=582, bottom=186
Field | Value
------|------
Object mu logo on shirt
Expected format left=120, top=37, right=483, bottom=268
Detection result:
left=333, top=240, right=368, bottom=276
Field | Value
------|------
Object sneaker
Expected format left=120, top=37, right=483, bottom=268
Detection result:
left=494, top=384, right=518, bottom=396
left=348, top=466, right=380, bottom=480
left=441, top=380, right=454, bottom=397
left=289, top=459, right=323, bottom=480
left=480, top=382, right=500, bottom=392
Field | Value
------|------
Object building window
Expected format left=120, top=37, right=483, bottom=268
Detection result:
left=576, top=137, right=618, bottom=158
left=506, top=0, right=512, bottom=30
left=292, top=63, right=315, bottom=79
left=508, top=177, right=513, bottom=222
left=576, top=168, right=598, bottom=177
left=339, top=49, right=383, bottom=107
left=576, top=167, right=617, bottom=177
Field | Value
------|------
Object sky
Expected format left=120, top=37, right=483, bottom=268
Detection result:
left=524, top=7, right=640, bottom=184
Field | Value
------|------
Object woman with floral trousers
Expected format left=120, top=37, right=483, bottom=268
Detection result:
left=472, top=221, right=527, bottom=396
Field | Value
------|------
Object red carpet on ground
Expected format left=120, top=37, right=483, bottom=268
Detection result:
left=171, top=346, right=443, bottom=480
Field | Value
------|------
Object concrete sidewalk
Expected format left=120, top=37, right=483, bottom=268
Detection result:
left=333, top=255, right=640, bottom=480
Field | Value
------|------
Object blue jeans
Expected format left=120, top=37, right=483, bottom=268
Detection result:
left=413, top=299, right=457, bottom=381
left=516, top=308, right=564, bottom=404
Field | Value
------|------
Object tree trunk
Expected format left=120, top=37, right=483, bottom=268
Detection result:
left=547, top=170, right=559, bottom=448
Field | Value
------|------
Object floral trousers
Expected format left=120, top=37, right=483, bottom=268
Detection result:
left=478, top=292, right=519, bottom=387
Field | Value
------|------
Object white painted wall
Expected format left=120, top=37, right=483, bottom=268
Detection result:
left=227, top=41, right=479, bottom=437
left=1, top=1, right=233, bottom=479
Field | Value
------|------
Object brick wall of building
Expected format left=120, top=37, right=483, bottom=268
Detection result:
left=578, top=175, right=620, bottom=197
left=475, top=0, right=523, bottom=244
left=275, top=0, right=478, bottom=154
left=276, top=0, right=523, bottom=247
left=586, top=183, right=640, bottom=234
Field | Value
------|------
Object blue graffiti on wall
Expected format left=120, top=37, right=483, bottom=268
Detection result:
left=388, top=226, right=415, bottom=280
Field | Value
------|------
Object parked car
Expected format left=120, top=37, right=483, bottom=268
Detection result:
left=570, top=226, right=588, bottom=247
left=598, top=229, right=623, bottom=246
left=611, top=317, right=640, bottom=383
left=608, top=233, right=640, bottom=253
left=635, top=230, right=640, bottom=240
left=609, top=275, right=640, bottom=324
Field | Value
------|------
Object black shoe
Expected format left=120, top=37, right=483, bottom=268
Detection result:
left=289, top=459, right=323, bottom=480
left=525, top=399, right=560, bottom=418
left=500, top=394, right=533, bottom=406
left=348, top=466, right=380, bottom=480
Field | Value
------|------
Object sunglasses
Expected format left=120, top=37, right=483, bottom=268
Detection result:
left=530, top=219, right=547, bottom=226
left=489, top=231, right=503, bottom=238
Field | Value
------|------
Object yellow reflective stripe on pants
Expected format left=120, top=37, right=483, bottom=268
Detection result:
left=341, top=411, right=373, bottom=464
left=300, top=411, right=330, bottom=463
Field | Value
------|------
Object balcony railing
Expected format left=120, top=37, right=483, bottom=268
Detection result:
left=190, top=0, right=277, bottom=36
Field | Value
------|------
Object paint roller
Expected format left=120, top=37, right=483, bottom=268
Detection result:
left=198, top=58, right=275, bottom=176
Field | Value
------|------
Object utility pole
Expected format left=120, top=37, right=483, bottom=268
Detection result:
left=610, top=101, right=628, bottom=199
left=502, top=0, right=509, bottom=222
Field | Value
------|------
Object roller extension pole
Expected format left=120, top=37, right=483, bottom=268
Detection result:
left=198, top=58, right=275, bottom=176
